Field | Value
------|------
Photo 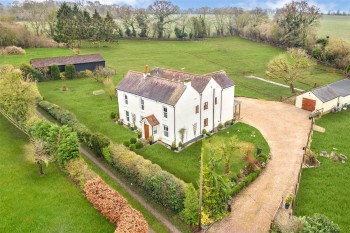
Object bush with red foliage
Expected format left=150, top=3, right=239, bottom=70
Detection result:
left=84, top=177, right=148, bottom=233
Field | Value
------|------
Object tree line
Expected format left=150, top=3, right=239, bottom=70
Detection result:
left=1, top=0, right=350, bottom=71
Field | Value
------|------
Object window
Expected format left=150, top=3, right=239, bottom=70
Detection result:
left=140, top=98, right=144, bottom=110
left=193, top=123, right=197, bottom=136
left=163, top=125, right=169, bottom=137
left=195, top=105, right=199, bottom=114
left=215, top=97, right=218, bottom=105
left=204, top=118, right=208, bottom=127
left=153, top=126, right=157, bottom=135
left=204, top=102, right=208, bottom=110
left=125, top=111, right=130, bottom=122
left=163, top=106, right=168, bottom=118
left=124, top=94, right=128, bottom=105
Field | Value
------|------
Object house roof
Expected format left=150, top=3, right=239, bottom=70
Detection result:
left=30, top=54, right=105, bottom=68
left=145, top=114, right=159, bottom=126
left=150, top=68, right=234, bottom=93
left=116, top=68, right=235, bottom=106
left=311, top=79, right=350, bottom=103
left=117, top=71, right=186, bottom=106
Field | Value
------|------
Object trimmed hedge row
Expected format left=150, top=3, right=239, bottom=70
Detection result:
left=109, top=144, right=186, bottom=213
left=230, top=169, right=261, bottom=196
left=38, top=100, right=187, bottom=213
left=37, top=100, right=110, bottom=156
left=85, top=177, right=148, bottom=233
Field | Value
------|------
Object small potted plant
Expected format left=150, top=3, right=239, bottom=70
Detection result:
left=202, top=129, right=207, bottom=137
left=148, top=135, right=154, bottom=145
left=178, top=141, right=183, bottom=150
left=217, top=123, right=224, bottom=131
left=225, top=120, right=231, bottom=128
left=171, top=141, right=176, bottom=151
left=137, top=130, right=142, bottom=139
left=285, top=194, right=293, bottom=209
left=127, top=123, right=131, bottom=129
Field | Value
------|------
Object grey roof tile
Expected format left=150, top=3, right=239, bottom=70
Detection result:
left=30, top=54, right=105, bottom=68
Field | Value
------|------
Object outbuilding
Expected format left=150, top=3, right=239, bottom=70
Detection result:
left=30, top=54, right=105, bottom=73
left=295, top=79, right=350, bottom=114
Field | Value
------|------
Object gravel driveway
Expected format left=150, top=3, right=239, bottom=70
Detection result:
left=208, top=97, right=311, bottom=233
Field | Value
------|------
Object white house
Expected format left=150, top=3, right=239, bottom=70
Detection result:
left=116, top=67, right=235, bottom=146
left=295, top=79, right=350, bottom=113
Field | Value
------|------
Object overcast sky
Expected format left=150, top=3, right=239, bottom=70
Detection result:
left=1, top=0, right=348, bottom=12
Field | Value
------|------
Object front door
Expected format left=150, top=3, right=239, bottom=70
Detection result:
left=144, top=124, right=149, bottom=139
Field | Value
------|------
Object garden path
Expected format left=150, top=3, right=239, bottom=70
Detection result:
left=207, top=97, right=311, bottom=233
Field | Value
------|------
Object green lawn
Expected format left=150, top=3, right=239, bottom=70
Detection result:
left=319, top=15, right=350, bottom=43
left=294, top=110, right=350, bottom=231
left=0, top=115, right=114, bottom=233
left=1, top=37, right=344, bottom=100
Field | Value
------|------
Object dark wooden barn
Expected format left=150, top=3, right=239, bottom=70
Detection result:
left=30, top=54, right=105, bottom=73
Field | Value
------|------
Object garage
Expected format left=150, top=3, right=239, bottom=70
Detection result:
left=301, top=98, right=316, bottom=111
left=295, top=79, right=350, bottom=114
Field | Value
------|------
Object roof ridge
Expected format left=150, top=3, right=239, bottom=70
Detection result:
left=128, top=70, right=185, bottom=85
left=152, top=67, right=208, bottom=77
left=30, top=53, right=103, bottom=61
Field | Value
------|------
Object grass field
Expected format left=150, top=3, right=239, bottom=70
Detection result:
left=319, top=15, right=350, bottom=43
left=0, top=115, right=115, bottom=233
left=294, top=110, right=350, bottom=231
left=1, top=37, right=345, bottom=100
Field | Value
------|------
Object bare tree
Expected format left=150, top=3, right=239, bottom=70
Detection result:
left=148, top=0, right=179, bottom=38
left=119, top=6, right=137, bottom=37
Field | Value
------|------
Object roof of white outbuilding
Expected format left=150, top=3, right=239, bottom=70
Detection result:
left=311, top=79, right=350, bottom=103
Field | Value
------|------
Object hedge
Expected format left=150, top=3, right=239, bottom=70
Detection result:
left=85, top=177, right=148, bottom=233
left=230, top=169, right=261, bottom=196
left=38, top=100, right=188, bottom=213
left=109, top=144, right=186, bottom=212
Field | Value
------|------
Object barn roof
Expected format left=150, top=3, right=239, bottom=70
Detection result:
left=311, top=79, right=350, bottom=103
left=117, top=68, right=235, bottom=106
left=30, top=54, right=105, bottom=68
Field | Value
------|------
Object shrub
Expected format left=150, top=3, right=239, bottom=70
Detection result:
left=1, top=46, right=26, bottom=55
left=130, top=137, right=137, bottom=144
left=0, top=21, right=58, bottom=48
left=109, top=144, right=186, bottom=212
left=217, top=123, right=224, bottom=130
left=84, top=177, right=148, bottom=233
left=171, top=141, right=176, bottom=150
left=135, top=141, right=143, bottom=149
left=50, top=65, right=60, bottom=80
left=31, top=68, right=44, bottom=82
left=225, top=120, right=231, bottom=126
left=202, top=129, right=207, bottom=135
left=57, top=129, right=80, bottom=168
left=90, top=133, right=111, bottom=157
left=66, top=157, right=97, bottom=189
left=123, top=141, right=130, bottom=147
left=102, top=147, right=113, bottom=164
left=110, top=111, right=117, bottom=119
left=65, top=64, right=76, bottom=79
left=180, top=184, right=199, bottom=225
left=300, top=214, right=340, bottom=233
left=129, top=144, right=136, bottom=151
left=20, top=63, right=34, bottom=79
left=178, top=141, right=183, bottom=148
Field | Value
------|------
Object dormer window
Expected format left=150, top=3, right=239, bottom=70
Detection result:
left=124, top=94, right=128, bottom=105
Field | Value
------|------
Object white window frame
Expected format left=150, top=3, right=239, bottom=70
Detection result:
left=140, top=98, right=145, bottom=110
left=124, top=94, right=128, bottom=105
left=125, top=111, right=130, bottom=122
left=163, top=125, right=169, bottom=137
left=163, top=106, right=168, bottom=118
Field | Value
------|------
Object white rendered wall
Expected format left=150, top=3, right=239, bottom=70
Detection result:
left=221, top=86, right=235, bottom=123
